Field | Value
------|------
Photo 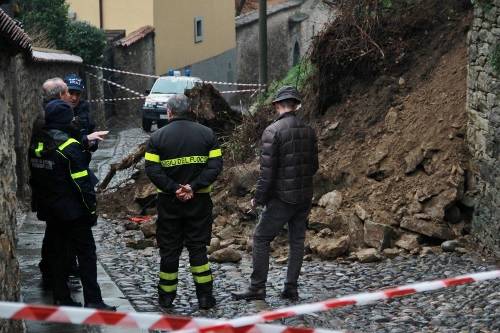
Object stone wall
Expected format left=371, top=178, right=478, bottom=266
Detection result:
left=235, top=0, right=332, bottom=88
left=9, top=55, right=80, bottom=199
left=467, top=2, right=500, bottom=255
left=0, top=49, right=23, bottom=333
left=107, top=32, right=156, bottom=123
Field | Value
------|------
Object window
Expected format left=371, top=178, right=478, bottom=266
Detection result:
left=194, top=16, right=203, bottom=43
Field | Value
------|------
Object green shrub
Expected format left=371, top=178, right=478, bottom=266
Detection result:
left=62, top=21, right=106, bottom=64
left=263, top=60, right=315, bottom=103
left=18, top=0, right=106, bottom=64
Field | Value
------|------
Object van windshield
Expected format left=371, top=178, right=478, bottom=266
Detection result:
left=151, top=79, right=196, bottom=94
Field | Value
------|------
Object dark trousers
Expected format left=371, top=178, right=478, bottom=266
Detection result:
left=251, top=198, right=311, bottom=290
left=44, top=217, right=102, bottom=304
left=39, top=232, right=79, bottom=282
left=156, top=194, right=213, bottom=298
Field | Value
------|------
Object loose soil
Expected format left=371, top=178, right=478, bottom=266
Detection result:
left=99, top=2, right=476, bottom=259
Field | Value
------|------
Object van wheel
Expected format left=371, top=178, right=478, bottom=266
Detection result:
left=142, top=118, right=152, bottom=132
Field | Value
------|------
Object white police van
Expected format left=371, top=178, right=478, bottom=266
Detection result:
left=141, top=70, right=202, bottom=132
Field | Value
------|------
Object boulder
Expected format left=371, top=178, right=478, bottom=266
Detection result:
left=318, top=191, right=343, bottom=213
left=441, top=239, right=460, bottom=252
left=395, top=233, right=422, bottom=251
left=209, top=248, right=242, bottom=263
left=355, top=248, right=382, bottom=263
left=307, top=207, right=335, bottom=231
left=310, top=236, right=350, bottom=259
left=346, top=213, right=364, bottom=250
left=382, top=248, right=401, bottom=258
left=363, top=221, right=394, bottom=250
left=134, top=182, right=157, bottom=206
left=400, top=217, right=453, bottom=240
left=423, top=188, right=461, bottom=220
left=217, top=226, right=236, bottom=240
left=207, top=238, right=220, bottom=254
left=140, top=221, right=156, bottom=238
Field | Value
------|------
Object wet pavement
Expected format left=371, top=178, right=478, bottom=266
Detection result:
left=16, top=126, right=149, bottom=333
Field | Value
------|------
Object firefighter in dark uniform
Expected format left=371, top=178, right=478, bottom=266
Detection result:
left=29, top=81, right=116, bottom=310
left=145, top=94, right=223, bottom=309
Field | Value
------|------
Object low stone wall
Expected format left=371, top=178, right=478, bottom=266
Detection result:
left=0, top=50, right=23, bottom=333
left=467, top=2, right=500, bottom=255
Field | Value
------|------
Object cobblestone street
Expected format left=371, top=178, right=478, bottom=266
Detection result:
left=18, top=127, right=500, bottom=333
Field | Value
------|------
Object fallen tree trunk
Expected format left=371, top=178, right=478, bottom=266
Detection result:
left=97, top=142, right=146, bottom=191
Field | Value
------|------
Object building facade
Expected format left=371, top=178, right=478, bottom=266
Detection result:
left=67, top=0, right=236, bottom=81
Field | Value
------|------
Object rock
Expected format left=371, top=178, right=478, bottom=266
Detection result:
left=123, top=230, right=144, bottom=239
left=310, top=236, right=350, bottom=259
left=385, top=107, right=399, bottom=131
left=398, top=77, right=406, bottom=86
left=383, top=248, right=401, bottom=258
left=318, top=191, right=343, bottom=213
left=124, top=221, right=140, bottom=231
left=355, top=248, right=382, bottom=263
left=372, top=210, right=399, bottom=227
left=126, top=238, right=155, bottom=250
left=217, top=226, right=236, bottom=240
left=220, top=238, right=236, bottom=248
left=395, top=233, right=422, bottom=251
left=140, top=221, right=156, bottom=238
left=346, top=214, right=364, bottom=250
left=368, top=145, right=389, bottom=166
left=327, top=121, right=340, bottom=131
left=420, top=246, right=437, bottom=256
left=227, top=163, right=259, bottom=197
left=214, top=215, right=229, bottom=226
left=275, top=257, right=288, bottom=264
left=354, top=204, right=370, bottom=221
left=404, top=147, right=424, bottom=174
left=307, top=207, right=335, bottom=231
left=207, top=238, right=220, bottom=254
left=441, top=240, right=460, bottom=252
left=209, top=248, right=242, bottom=263
left=400, top=217, right=453, bottom=240
left=363, top=221, right=394, bottom=250
left=424, top=188, right=461, bottom=220
left=134, top=183, right=157, bottom=206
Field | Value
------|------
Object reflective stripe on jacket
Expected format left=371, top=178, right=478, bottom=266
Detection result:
left=144, top=117, right=223, bottom=194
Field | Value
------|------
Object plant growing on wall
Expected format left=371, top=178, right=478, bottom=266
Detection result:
left=490, top=44, right=500, bottom=74
left=17, top=0, right=106, bottom=64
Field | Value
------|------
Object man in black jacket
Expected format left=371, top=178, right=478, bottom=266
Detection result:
left=233, top=86, right=319, bottom=301
left=145, top=94, right=223, bottom=310
left=29, top=81, right=115, bottom=310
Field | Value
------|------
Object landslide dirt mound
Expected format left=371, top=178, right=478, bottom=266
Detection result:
left=99, top=0, right=476, bottom=260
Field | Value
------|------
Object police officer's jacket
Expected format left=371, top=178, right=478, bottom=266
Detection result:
left=74, top=100, right=98, bottom=152
left=144, top=117, right=223, bottom=194
left=29, top=128, right=97, bottom=222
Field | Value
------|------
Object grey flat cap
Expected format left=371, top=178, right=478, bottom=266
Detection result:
left=272, top=85, right=301, bottom=104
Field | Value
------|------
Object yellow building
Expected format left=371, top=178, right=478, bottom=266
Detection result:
left=67, top=0, right=236, bottom=77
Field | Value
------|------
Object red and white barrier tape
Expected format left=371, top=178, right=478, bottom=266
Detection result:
left=219, top=89, right=264, bottom=94
left=87, top=96, right=146, bottom=103
left=171, top=270, right=500, bottom=333
left=0, top=301, right=343, bottom=333
left=86, top=64, right=266, bottom=87
left=86, top=71, right=145, bottom=97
